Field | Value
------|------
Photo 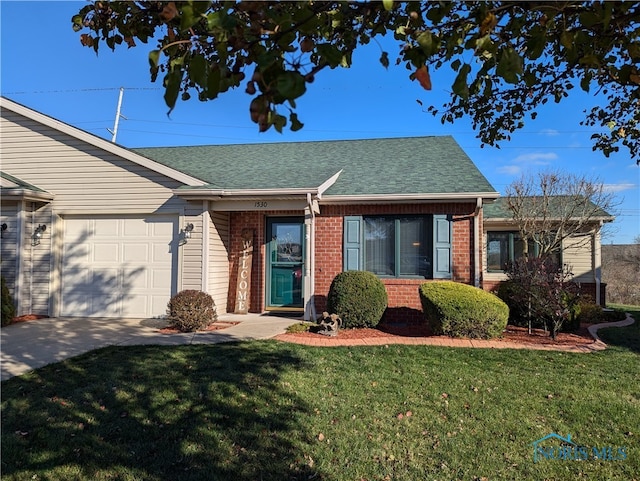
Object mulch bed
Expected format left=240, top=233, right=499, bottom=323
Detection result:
left=8, top=314, right=49, bottom=324
left=282, top=322, right=596, bottom=346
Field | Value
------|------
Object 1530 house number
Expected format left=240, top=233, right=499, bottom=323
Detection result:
left=254, top=201, right=268, bottom=208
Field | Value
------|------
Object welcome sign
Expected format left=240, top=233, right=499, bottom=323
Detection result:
left=235, top=228, right=254, bottom=314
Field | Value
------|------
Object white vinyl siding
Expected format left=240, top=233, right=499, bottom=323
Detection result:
left=181, top=206, right=207, bottom=292
left=209, top=211, right=230, bottom=314
left=0, top=202, right=19, bottom=306
left=1, top=112, right=185, bottom=213
left=562, top=235, right=594, bottom=282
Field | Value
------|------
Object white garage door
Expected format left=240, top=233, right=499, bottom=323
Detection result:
left=61, top=215, right=178, bottom=317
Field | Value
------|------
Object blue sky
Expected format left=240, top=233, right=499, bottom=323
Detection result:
left=1, top=1, right=638, bottom=244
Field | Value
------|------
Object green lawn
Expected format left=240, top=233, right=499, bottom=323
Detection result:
left=1, top=310, right=638, bottom=481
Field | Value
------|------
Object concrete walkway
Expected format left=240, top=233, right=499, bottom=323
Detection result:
left=1, top=313, right=299, bottom=381
left=1, top=313, right=635, bottom=381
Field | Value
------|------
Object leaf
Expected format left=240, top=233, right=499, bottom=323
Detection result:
left=452, top=63, right=471, bottom=98
left=379, top=51, right=389, bottom=69
left=163, top=70, right=182, bottom=114
left=276, top=71, right=306, bottom=100
left=414, top=65, right=432, bottom=90
left=316, top=43, right=344, bottom=68
left=417, top=31, right=437, bottom=56
left=206, top=67, right=221, bottom=100
left=480, top=12, right=497, bottom=35
left=290, top=112, right=304, bottom=132
left=496, top=48, right=522, bottom=84
left=149, top=49, right=160, bottom=68
left=190, top=54, right=207, bottom=88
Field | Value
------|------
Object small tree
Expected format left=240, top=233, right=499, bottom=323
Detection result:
left=505, top=257, right=579, bottom=340
left=505, top=171, right=616, bottom=257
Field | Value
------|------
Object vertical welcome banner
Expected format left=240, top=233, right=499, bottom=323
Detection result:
left=235, top=228, right=254, bottom=314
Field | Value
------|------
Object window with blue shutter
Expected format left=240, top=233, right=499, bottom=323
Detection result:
left=433, top=214, right=452, bottom=279
left=343, top=216, right=362, bottom=271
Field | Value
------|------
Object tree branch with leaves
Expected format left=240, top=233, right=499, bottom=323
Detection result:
left=73, top=1, right=640, bottom=161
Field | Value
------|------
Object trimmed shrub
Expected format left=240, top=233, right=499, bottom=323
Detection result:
left=167, top=290, right=217, bottom=332
left=326, top=271, right=388, bottom=329
left=1, top=276, right=15, bottom=327
left=576, top=302, right=603, bottom=324
left=420, top=281, right=509, bottom=339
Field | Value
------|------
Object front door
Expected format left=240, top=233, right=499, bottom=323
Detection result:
left=266, top=217, right=304, bottom=309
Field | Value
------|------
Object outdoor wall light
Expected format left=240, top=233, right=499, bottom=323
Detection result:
left=183, top=223, right=194, bottom=240
left=1, top=223, right=7, bottom=239
left=32, top=224, right=46, bottom=246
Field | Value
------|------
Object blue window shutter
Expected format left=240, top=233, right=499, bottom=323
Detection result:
left=343, top=216, right=362, bottom=271
left=433, top=214, right=452, bottom=279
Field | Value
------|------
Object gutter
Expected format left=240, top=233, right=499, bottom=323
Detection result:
left=0, top=190, right=55, bottom=203
left=474, top=197, right=482, bottom=288
left=318, top=191, right=500, bottom=204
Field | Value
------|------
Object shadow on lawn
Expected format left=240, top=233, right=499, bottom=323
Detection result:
left=1, top=342, right=320, bottom=481
left=597, top=313, right=640, bottom=354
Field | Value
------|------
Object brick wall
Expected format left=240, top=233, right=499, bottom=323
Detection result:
left=315, top=203, right=477, bottom=323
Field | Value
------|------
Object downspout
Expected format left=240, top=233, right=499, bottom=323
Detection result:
left=473, top=197, right=482, bottom=288
left=594, top=221, right=602, bottom=306
left=304, top=193, right=317, bottom=321
left=201, top=201, right=210, bottom=292
left=14, top=200, right=25, bottom=316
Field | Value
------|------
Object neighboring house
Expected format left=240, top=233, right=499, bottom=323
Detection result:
left=0, top=97, right=610, bottom=323
left=483, top=197, right=614, bottom=305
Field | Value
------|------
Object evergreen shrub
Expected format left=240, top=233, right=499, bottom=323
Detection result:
left=420, top=281, right=508, bottom=339
left=327, top=271, right=388, bottom=329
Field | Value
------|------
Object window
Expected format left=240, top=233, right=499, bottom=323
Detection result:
left=486, top=231, right=561, bottom=272
left=344, top=214, right=451, bottom=279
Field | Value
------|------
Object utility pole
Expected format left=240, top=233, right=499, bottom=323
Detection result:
left=107, top=87, right=126, bottom=143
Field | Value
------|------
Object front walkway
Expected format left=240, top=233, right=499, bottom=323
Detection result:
left=274, top=314, right=637, bottom=353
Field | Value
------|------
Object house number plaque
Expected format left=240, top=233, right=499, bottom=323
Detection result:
left=235, top=228, right=254, bottom=314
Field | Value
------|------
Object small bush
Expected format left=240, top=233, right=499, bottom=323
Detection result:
left=420, top=281, right=508, bottom=339
left=1, top=276, right=16, bottom=327
left=167, top=290, right=217, bottom=332
left=575, top=301, right=603, bottom=325
left=286, top=322, right=312, bottom=334
left=326, top=271, right=388, bottom=329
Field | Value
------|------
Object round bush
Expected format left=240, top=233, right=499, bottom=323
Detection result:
left=326, top=271, right=388, bottom=329
left=167, top=290, right=217, bottom=332
left=420, top=281, right=508, bottom=339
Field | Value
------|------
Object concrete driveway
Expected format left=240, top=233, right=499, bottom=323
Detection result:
left=1, top=314, right=299, bottom=381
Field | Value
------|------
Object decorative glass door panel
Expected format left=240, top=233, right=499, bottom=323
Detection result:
left=266, top=218, right=304, bottom=308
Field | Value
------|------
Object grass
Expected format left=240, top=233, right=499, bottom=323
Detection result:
left=1, top=310, right=638, bottom=481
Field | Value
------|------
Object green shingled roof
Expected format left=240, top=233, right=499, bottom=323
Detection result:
left=484, top=197, right=613, bottom=220
left=134, top=136, right=497, bottom=196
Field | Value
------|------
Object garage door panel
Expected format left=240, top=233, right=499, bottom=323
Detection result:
left=93, top=243, right=119, bottom=262
left=95, top=218, right=120, bottom=235
left=123, top=218, right=148, bottom=236
left=151, top=269, right=172, bottom=289
left=62, top=216, right=178, bottom=318
left=123, top=244, right=149, bottom=262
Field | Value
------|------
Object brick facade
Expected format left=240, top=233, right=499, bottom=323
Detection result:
left=228, top=202, right=479, bottom=322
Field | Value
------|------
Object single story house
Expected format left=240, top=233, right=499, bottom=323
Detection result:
left=0, top=97, right=611, bottom=323
left=483, top=197, right=613, bottom=305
